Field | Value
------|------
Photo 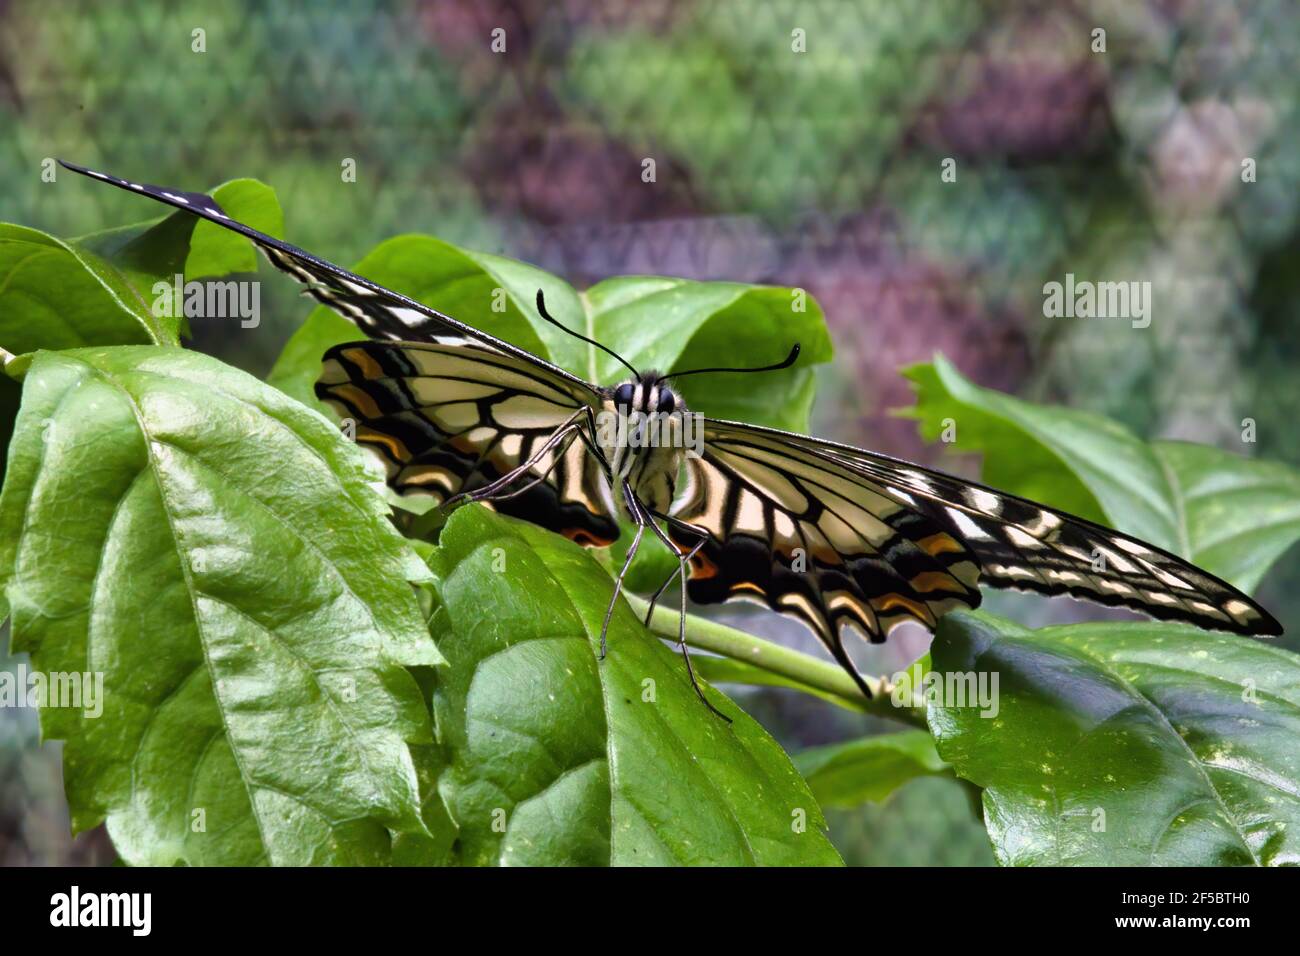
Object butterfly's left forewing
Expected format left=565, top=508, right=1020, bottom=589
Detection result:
left=56, top=163, right=620, bottom=547
left=56, top=160, right=600, bottom=394
left=319, top=339, right=618, bottom=547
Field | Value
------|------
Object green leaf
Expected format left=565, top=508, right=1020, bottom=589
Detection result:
left=267, top=241, right=833, bottom=431
left=794, top=731, right=951, bottom=808
left=184, top=179, right=284, bottom=279
left=1150, top=441, right=1300, bottom=595
left=585, top=276, right=833, bottom=431
left=0, top=346, right=444, bottom=865
left=0, top=223, right=175, bottom=349
left=928, top=610, right=1300, bottom=866
left=902, top=356, right=1300, bottom=592
left=266, top=306, right=360, bottom=412
left=425, top=504, right=842, bottom=866
left=0, top=180, right=283, bottom=354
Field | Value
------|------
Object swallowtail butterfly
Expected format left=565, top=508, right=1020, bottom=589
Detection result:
left=63, top=161, right=1281, bottom=721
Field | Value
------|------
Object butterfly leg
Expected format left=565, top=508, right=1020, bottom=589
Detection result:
left=642, top=517, right=707, bottom=626
left=444, top=412, right=584, bottom=508
left=643, top=512, right=731, bottom=723
left=599, top=500, right=644, bottom=661
left=471, top=428, right=581, bottom=504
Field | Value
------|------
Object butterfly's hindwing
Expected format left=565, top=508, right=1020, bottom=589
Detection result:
left=669, top=426, right=985, bottom=688
left=319, top=340, right=618, bottom=547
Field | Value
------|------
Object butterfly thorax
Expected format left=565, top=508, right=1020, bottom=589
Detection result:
left=598, top=372, right=686, bottom=519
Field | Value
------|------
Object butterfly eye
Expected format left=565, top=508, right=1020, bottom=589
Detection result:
left=657, top=389, right=676, bottom=415
left=613, top=383, right=635, bottom=409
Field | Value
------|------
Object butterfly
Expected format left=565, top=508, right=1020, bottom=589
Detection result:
left=62, top=161, right=1282, bottom=722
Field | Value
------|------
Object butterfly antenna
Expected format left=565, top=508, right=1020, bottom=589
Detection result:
left=657, top=344, right=801, bottom=384
left=534, top=290, right=639, bottom=380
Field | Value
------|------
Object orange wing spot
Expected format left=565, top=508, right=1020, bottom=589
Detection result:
left=329, top=383, right=383, bottom=420
left=688, top=552, right=719, bottom=580
left=731, top=581, right=767, bottom=596
left=872, top=592, right=932, bottom=621
left=909, top=571, right=968, bottom=594
left=341, top=346, right=385, bottom=380
left=564, top=528, right=615, bottom=548
left=356, top=426, right=412, bottom=462
left=916, top=532, right=966, bottom=557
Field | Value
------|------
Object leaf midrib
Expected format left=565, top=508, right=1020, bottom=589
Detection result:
left=67, top=358, right=398, bottom=859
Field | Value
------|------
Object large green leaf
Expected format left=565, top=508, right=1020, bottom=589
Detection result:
left=928, top=610, right=1300, bottom=866
left=902, top=356, right=1300, bottom=593
left=423, top=504, right=842, bottom=866
left=267, top=240, right=832, bottom=431
left=794, top=731, right=951, bottom=808
left=0, top=179, right=282, bottom=354
left=0, top=346, right=442, bottom=865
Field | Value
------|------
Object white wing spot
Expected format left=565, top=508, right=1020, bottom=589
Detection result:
left=162, top=192, right=190, bottom=204
left=1046, top=569, right=1087, bottom=585
left=947, top=508, right=991, bottom=540
left=392, top=307, right=427, bottom=327
left=1026, top=510, right=1063, bottom=535
left=1151, top=566, right=1193, bottom=591
left=1115, top=538, right=1152, bottom=556
left=902, top=470, right=934, bottom=493
left=1224, top=599, right=1257, bottom=622
left=966, top=488, right=1002, bottom=512
left=989, top=563, right=1037, bottom=581
left=1004, top=526, right=1043, bottom=549
left=1098, top=579, right=1137, bottom=596
left=886, top=486, right=917, bottom=506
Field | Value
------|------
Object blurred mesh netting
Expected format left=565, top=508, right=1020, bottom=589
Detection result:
left=2, top=0, right=1299, bottom=865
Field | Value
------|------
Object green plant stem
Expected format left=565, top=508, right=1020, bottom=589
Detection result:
left=624, top=593, right=927, bottom=729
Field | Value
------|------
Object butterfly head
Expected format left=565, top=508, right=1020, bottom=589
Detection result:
left=609, top=373, right=681, bottom=418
